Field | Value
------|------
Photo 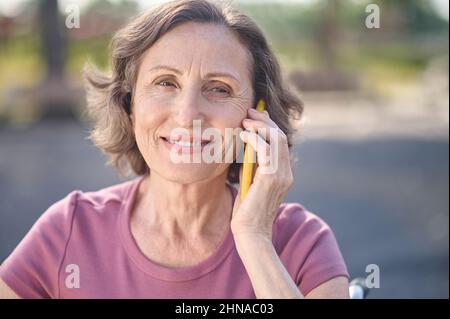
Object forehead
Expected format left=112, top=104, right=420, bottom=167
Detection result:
left=140, top=22, right=252, bottom=81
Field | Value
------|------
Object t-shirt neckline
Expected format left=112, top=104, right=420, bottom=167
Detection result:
left=119, top=176, right=237, bottom=282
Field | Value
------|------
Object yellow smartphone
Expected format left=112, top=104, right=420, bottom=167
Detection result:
left=240, top=99, right=266, bottom=201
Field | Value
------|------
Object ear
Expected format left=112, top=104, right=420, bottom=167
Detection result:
left=128, top=96, right=134, bottom=123
left=129, top=111, right=136, bottom=131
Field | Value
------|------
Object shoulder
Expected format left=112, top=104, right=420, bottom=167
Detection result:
left=35, top=180, right=136, bottom=229
left=272, top=202, right=349, bottom=295
left=0, top=178, right=140, bottom=298
left=273, top=202, right=333, bottom=249
left=75, top=178, right=138, bottom=210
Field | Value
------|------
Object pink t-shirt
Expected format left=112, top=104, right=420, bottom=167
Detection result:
left=0, top=177, right=348, bottom=298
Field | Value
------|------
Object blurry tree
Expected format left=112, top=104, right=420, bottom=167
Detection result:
left=289, top=0, right=358, bottom=92
left=0, top=16, right=14, bottom=51
left=316, top=0, right=340, bottom=71
left=39, top=0, right=65, bottom=81
left=37, top=0, right=79, bottom=119
left=373, top=0, right=448, bottom=37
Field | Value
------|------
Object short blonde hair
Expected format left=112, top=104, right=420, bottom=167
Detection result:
left=84, top=0, right=303, bottom=183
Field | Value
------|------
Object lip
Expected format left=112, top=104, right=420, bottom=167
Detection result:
left=162, top=134, right=213, bottom=143
left=160, top=136, right=213, bottom=154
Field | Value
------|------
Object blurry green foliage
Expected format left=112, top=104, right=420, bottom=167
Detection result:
left=0, top=0, right=448, bottom=99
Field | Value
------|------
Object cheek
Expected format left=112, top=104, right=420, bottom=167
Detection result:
left=206, top=111, right=245, bottom=155
left=228, top=99, right=251, bottom=118
left=208, top=110, right=243, bottom=135
left=132, top=102, right=166, bottom=147
left=209, top=99, right=251, bottom=129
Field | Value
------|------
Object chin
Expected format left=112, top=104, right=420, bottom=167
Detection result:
left=158, top=162, right=226, bottom=184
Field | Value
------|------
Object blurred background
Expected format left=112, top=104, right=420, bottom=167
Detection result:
left=0, top=0, right=448, bottom=298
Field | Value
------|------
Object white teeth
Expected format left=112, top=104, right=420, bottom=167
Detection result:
left=169, top=140, right=203, bottom=147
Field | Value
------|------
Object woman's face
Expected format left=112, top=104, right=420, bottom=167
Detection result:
left=131, top=22, right=254, bottom=184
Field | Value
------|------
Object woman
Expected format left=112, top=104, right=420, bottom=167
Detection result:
left=0, top=0, right=349, bottom=298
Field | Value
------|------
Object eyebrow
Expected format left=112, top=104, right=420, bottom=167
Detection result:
left=147, top=65, right=241, bottom=83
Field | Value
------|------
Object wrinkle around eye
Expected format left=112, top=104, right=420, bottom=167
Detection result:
left=212, top=93, right=252, bottom=113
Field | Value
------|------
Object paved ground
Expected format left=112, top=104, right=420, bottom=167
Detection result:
left=0, top=119, right=448, bottom=298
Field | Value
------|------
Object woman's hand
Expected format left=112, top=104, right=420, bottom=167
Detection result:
left=230, top=108, right=301, bottom=298
left=230, top=107, right=294, bottom=240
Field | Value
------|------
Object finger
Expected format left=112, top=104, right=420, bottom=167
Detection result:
left=243, top=119, right=289, bottom=151
left=242, top=119, right=277, bottom=143
left=239, top=130, right=271, bottom=167
left=248, top=108, right=277, bottom=127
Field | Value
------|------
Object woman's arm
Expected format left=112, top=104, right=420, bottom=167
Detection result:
left=234, top=234, right=349, bottom=299
left=305, top=276, right=349, bottom=299
left=234, top=233, right=303, bottom=298
left=0, top=278, right=21, bottom=299
left=233, top=108, right=349, bottom=299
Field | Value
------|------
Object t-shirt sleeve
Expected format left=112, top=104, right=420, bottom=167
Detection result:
left=273, top=203, right=349, bottom=296
left=0, top=191, right=78, bottom=298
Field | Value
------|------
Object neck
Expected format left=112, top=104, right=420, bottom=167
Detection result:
left=134, top=170, right=232, bottom=239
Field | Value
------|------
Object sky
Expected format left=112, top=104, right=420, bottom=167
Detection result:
left=0, top=0, right=448, bottom=21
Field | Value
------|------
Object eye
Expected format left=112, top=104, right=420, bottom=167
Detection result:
left=207, top=81, right=232, bottom=96
left=211, top=87, right=230, bottom=94
left=156, top=80, right=177, bottom=88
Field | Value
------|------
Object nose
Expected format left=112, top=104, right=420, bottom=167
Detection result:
left=172, top=88, right=203, bottom=128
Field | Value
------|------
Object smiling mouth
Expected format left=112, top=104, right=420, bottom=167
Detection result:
left=160, top=137, right=213, bottom=148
